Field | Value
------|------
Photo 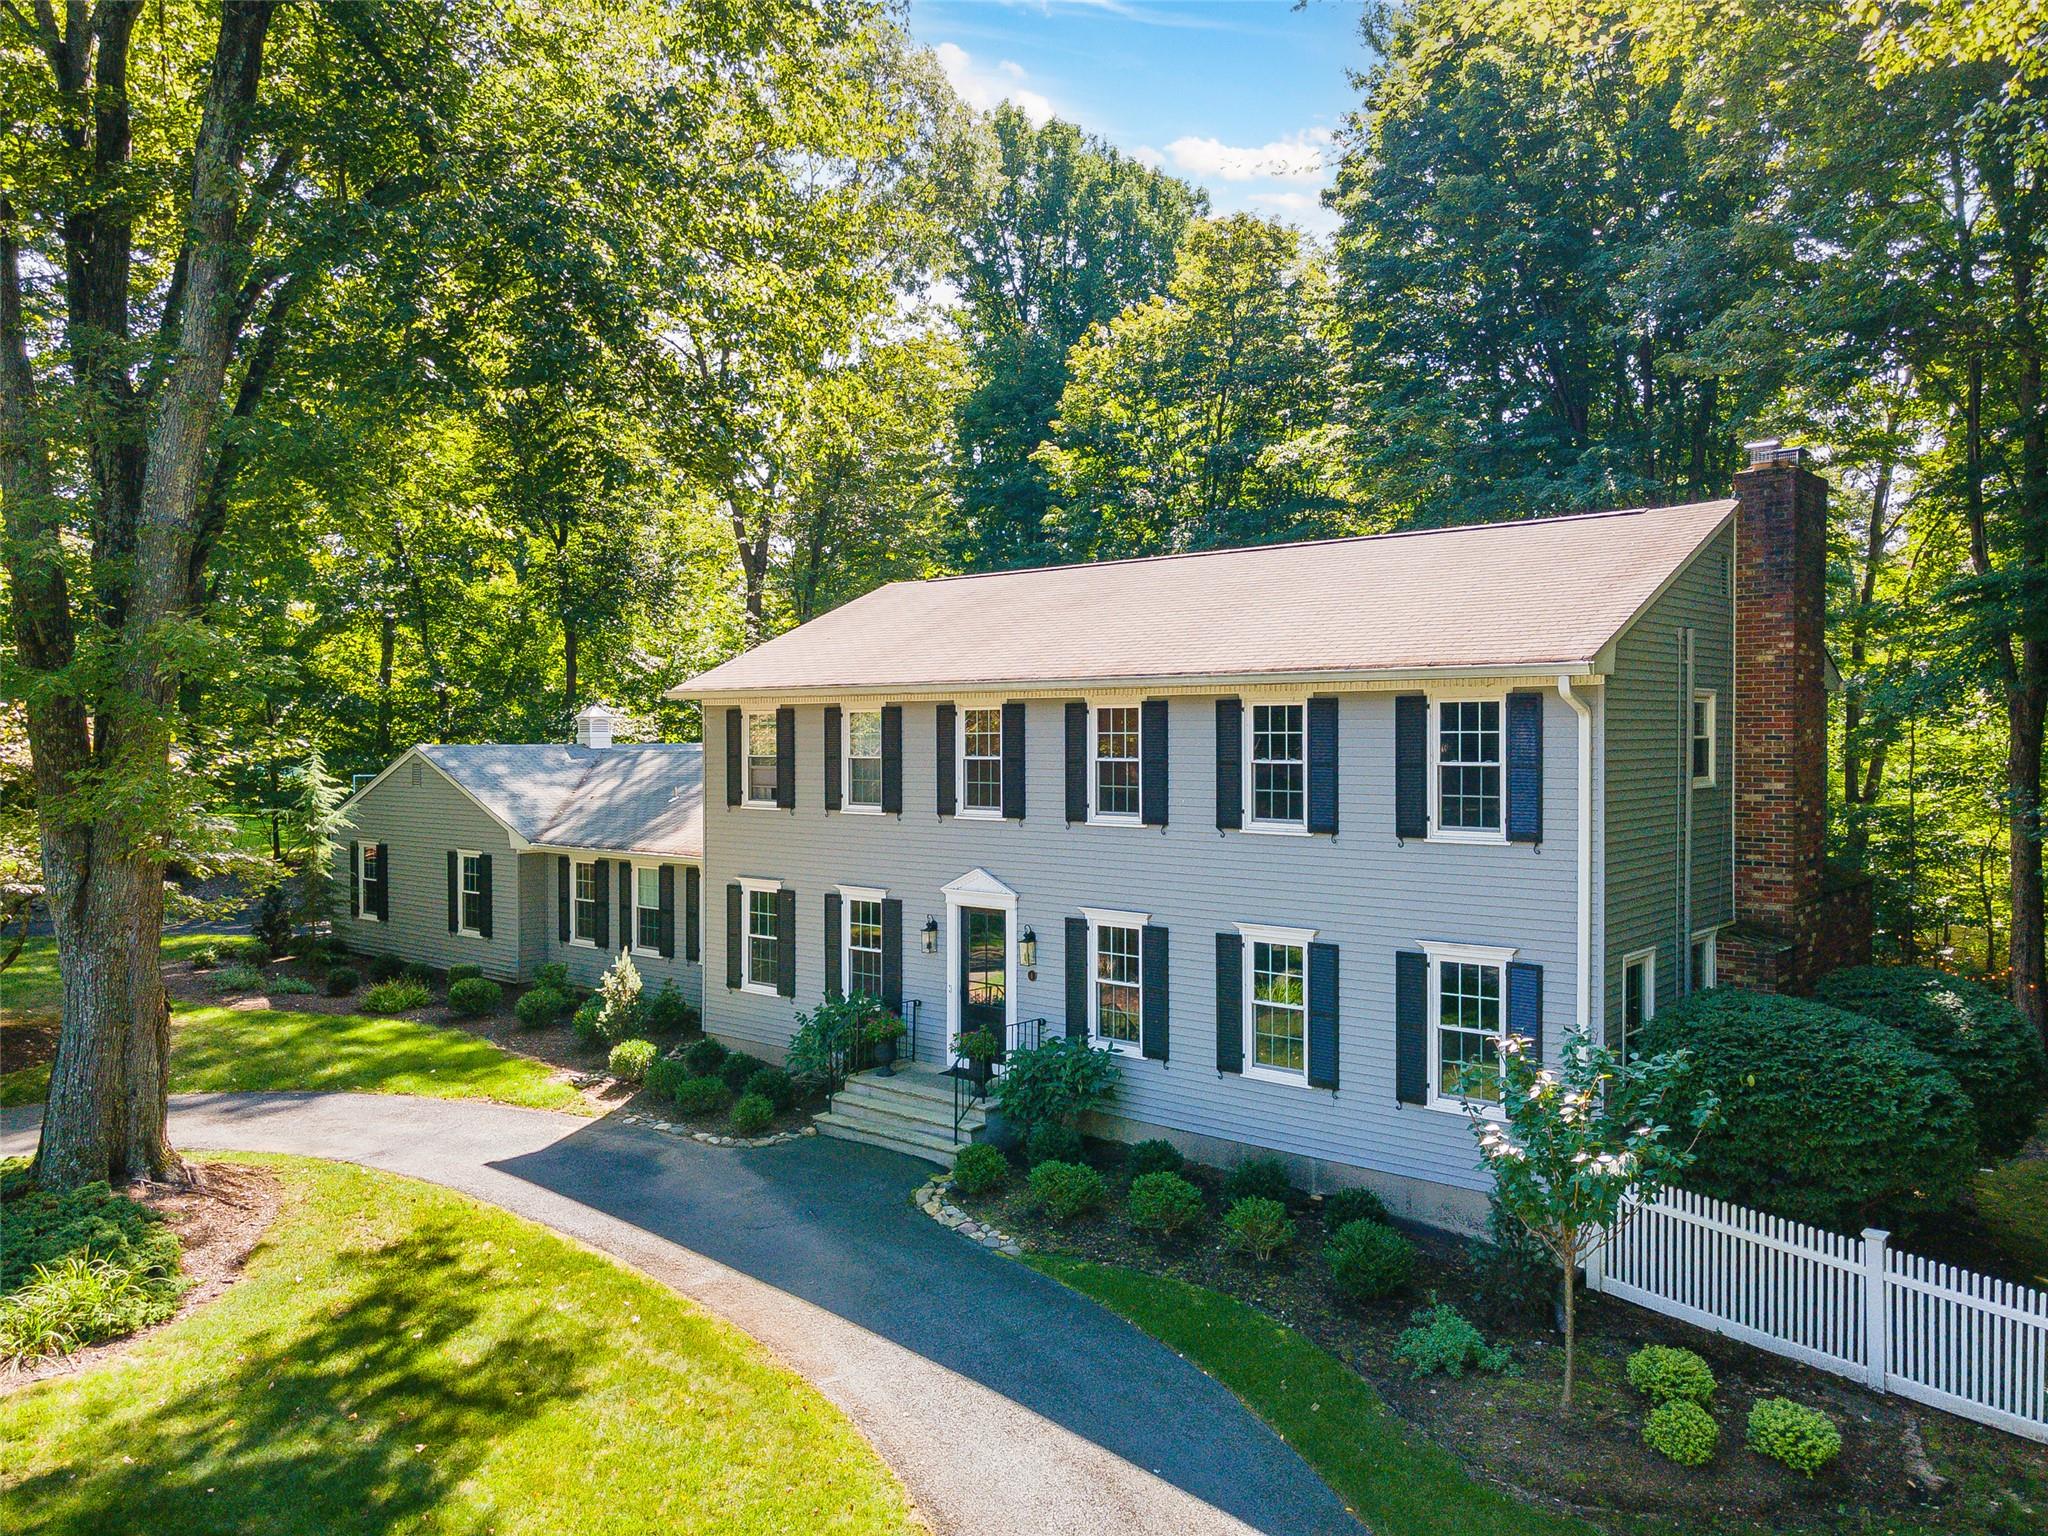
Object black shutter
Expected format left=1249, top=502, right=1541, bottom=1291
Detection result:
left=1506, top=690, right=1544, bottom=843
left=1394, top=694, right=1428, bottom=840
left=880, top=705, right=903, bottom=814
left=558, top=855, right=571, bottom=941
left=775, top=886, right=797, bottom=998
left=619, top=863, right=633, bottom=951
left=350, top=842, right=361, bottom=918
left=774, top=706, right=796, bottom=810
left=726, top=882, right=742, bottom=989
left=725, top=707, right=743, bottom=806
left=823, top=705, right=842, bottom=811
left=1001, top=700, right=1026, bottom=819
left=1507, top=960, right=1543, bottom=1057
left=374, top=843, right=389, bottom=920
left=881, top=898, right=903, bottom=1014
left=1141, top=699, right=1169, bottom=827
left=1064, top=701, right=1088, bottom=823
left=1064, top=915, right=1088, bottom=1039
left=823, top=892, right=842, bottom=996
left=1395, top=949, right=1428, bottom=1104
left=658, top=864, right=676, bottom=959
left=935, top=703, right=955, bottom=815
left=593, top=860, right=611, bottom=949
left=685, top=865, right=701, bottom=963
left=1307, top=941, right=1338, bottom=1088
left=477, top=854, right=493, bottom=940
left=1307, top=696, right=1340, bottom=834
left=1215, top=932, right=1243, bottom=1073
left=1142, top=924, right=1169, bottom=1061
left=1215, top=699, right=1242, bottom=830
left=446, top=850, right=458, bottom=933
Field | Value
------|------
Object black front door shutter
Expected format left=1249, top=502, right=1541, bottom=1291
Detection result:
left=1394, top=695, right=1428, bottom=840
left=375, top=844, right=389, bottom=920
left=1141, top=699, right=1169, bottom=827
left=823, top=891, right=842, bottom=996
left=775, top=886, right=797, bottom=997
left=1215, top=699, right=1242, bottom=830
left=477, top=854, right=493, bottom=940
left=726, top=882, right=742, bottom=989
left=1215, top=933, right=1243, bottom=1072
left=1307, top=696, right=1339, bottom=835
left=685, top=865, right=701, bottom=963
left=935, top=704, right=956, bottom=815
left=774, top=706, right=796, bottom=810
left=1307, top=941, right=1338, bottom=1088
left=823, top=705, right=842, bottom=811
left=1395, top=949, right=1428, bottom=1104
left=725, top=708, right=743, bottom=806
left=1065, top=915, right=1088, bottom=1039
left=880, top=705, right=903, bottom=814
left=350, top=842, right=361, bottom=918
left=446, top=850, right=458, bottom=933
left=1064, top=702, right=1088, bottom=823
left=658, top=864, right=676, bottom=958
left=1001, top=700, right=1026, bottom=819
left=558, top=855, right=571, bottom=941
left=1506, top=690, right=1544, bottom=843
left=1507, top=961, right=1543, bottom=1058
left=881, top=898, right=903, bottom=1015
left=593, top=860, right=611, bottom=949
left=1141, top=924, right=1169, bottom=1061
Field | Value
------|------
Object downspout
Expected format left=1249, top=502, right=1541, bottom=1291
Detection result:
left=1559, top=675, right=1593, bottom=1037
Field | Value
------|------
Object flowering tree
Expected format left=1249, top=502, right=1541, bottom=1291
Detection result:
left=1464, top=1030, right=1715, bottom=1408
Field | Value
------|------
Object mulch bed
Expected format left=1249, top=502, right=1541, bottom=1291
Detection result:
left=953, top=1150, right=2047, bottom=1535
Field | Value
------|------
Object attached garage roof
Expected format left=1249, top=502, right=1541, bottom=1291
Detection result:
left=401, top=742, right=702, bottom=859
left=675, top=498, right=1735, bottom=698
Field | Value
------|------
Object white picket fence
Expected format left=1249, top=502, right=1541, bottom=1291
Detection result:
left=1584, top=1186, right=2048, bottom=1443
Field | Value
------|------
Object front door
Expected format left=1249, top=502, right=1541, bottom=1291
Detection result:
left=959, top=906, right=1007, bottom=1051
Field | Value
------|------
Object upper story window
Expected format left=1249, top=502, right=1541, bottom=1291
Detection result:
left=961, top=706, right=1003, bottom=816
left=1247, top=702, right=1305, bottom=829
left=846, top=892, right=884, bottom=999
left=1691, top=691, right=1717, bottom=787
left=459, top=851, right=485, bottom=936
left=845, top=709, right=883, bottom=811
left=1092, top=705, right=1141, bottom=822
left=573, top=861, right=601, bottom=944
left=635, top=866, right=662, bottom=952
left=1433, top=697, right=1502, bottom=838
left=745, top=712, right=779, bottom=806
left=1427, top=942, right=1510, bottom=1109
left=744, top=883, right=780, bottom=994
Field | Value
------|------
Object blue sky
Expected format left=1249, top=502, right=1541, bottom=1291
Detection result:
left=906, top=1, right=1371, bottom=237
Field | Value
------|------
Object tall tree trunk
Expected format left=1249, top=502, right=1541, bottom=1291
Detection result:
left=1843, top=440, right=1896, bottom=868
left=563, top=619, right=579, bottom=713
left=375, top=611, right=396, bottom=759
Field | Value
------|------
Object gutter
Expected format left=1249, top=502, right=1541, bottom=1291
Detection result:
left=1558, top=674, right=1594, bottom=1037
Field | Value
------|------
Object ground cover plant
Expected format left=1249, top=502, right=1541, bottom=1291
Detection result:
left=361, top=978, right=433, bottom=1015
left=0, top=1163, right=185, bottom=1361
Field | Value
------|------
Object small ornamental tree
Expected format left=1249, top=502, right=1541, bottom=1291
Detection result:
left=595, top=952, right=645, bottom=1043
left=288, top=750, right=349, bottom=935
left=1463, top=1030, right=1715, bottom=1409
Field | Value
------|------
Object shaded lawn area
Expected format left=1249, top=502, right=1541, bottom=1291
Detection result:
left=2, top=936, right=221, bottom=1106
left=0, top=1156, right=923, bottom=1536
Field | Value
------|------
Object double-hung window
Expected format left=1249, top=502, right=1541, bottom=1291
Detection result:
left=360, top=845, right=384, bottom=922
left=843, top=889, right=884, bottom=1000
left=1239, top=923, right=1314, bottom=1083
left=1424, top=941, right=1515, bottom=1110
left=1083, top=909, right=1146, bottom=1051
left=1619, top=948, right=1656, bottom=1057
left=1246, top=702, right=1306, bottom=830
left=1091, top=705, right=1141, bottom=823
left=458, top=851, right=484, bottom=936
left=1433, top=697, right=1503, bottom=837
left=573, top=861, right=601, bottom=944
left=1689, top=930, right=1716, bottom=992
left=1691, top=691, right=1717, bottom=787
left=744, top=712, right=779, bottom=807
left=635, top=866, right=662, bottom=953
left=844, top=709, right=883, bottom=811
left=742, top=880, right=781, bottom=994
left=960, top=706, right=1003, bottom=816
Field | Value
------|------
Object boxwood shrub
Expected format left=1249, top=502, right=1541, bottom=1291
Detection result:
left=1325, top=1218, right=1414, bottom=1300
left=447, top=963, right=484, bottom=986
left=1643, top=1399, right=1719, bottom=1466
left=1221, top=1196, right=1294, bottom=1262
left=720, top=1052, right=766, bottom=1094
left=1745, top=1396, right=1841, bottom=1477
left=744, top=1067, right=795, bottom=1112
left=571, top=995, right=603, bottom=1045
left=609, top=1039, right=658, bottom=1083
left=1323, top=1186, right=1392, bottom=1230
left=447, top=977, right=503, bottom=1017
left=323, top=964, right=359, bottom=997
left=1127, top=1171, right=1205, bottom=1236
left=1223, top=1156, right=1294, bottom=1205
left=670, top=1075, right=731, bottom=1117
left=645, top=1055, right=690, bottom=1105
left=514, top=986, right=569, bottom=1030
left=534, top=961, right=570, bottom=992
left=1637, top=989, right=1976, bottom=1229
left=1815, top=964, right=2048, bottom=1159
left=683, top=1036, right=728, bottom=1075
left=729, top=1092, right=775, bottom=1135
left=1125, top=1139, right=1184, bottom=1177
left=1028, top=1160, right=1107, bottom=1223
left=1626, top=1344, right=1715, bottom=1405
left=1026, top=1122, right=1084, bottom=1168
left=952, top=1142, right=1008, bottom=1196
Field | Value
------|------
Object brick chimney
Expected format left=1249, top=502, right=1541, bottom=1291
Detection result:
left=1719, top=441, right=1871, bottom=993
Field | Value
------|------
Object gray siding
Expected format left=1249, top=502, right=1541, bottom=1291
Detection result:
left=334, top=753, right=524, bottom=980
left=701, top=687, right=1586, bottom=1207
left=530, top=850, right=705, bottom=1011
left=1602, top=526, right=1735, bottom=1032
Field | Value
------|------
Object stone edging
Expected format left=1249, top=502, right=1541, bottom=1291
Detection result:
left=914, top=1172, right=1024, bottom=1256
left=619, top=1112, right=817, bottom=1149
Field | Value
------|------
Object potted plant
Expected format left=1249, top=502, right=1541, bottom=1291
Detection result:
left=865, top=1011, right=908, bottom=1076
left=956, top=1029, right=1001, bottom=1092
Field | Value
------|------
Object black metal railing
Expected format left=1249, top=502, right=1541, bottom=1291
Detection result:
left=823, top=998, right=920, bottom=1115
left=950, top=1016, right=1050, bottom=1141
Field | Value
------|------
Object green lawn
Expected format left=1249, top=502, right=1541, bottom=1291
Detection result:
left=0, top=1156, right=923, bottom=1536
left=1967, top=1157, right=2048, bottom=1288
left=1, top=933, right=222, bottom=1016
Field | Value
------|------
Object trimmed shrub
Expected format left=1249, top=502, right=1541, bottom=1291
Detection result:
left=447, top=963, right=484, bottom=986
left=643, top=982, right=695, bottom=1036
left=952, top=1142, right=1009, bottom=1196
left=447, top=977, right=503, bottom=1017
left=1028, top=1160, right=1107, bottom=1223
left=571, top=995, right=603, bottom=1046
left=1746, top=1396, right=1842, bottom=1477
left=208, top=964, right=266, bottom=993
left=1224, top=1156, right=1295, bottom=1206
left=1643, top=1399, right=1719, bottom=1466
left=683, top=1036, right=729, bottom=1076
left=1026, top=1122, right=1084, bottom=1168
left=187, top=944, right=219, bottom=971
left=1222, top=1196, right=1294, bottom=1262
left=1127, top=1171, right=1205, bottom=1236
left=1392, top=1303, right=1511, bottom=1379
left=1325, top=1218, right=1414, bottom=1300
left=1637, top=990, right=1977, bottom=1229
left=362, top=977, right=432, bottom=1014
left=1323, top=1187, right=1392, bottom=1230
left=1627, top=1344, right=1716, bottom=1406
left=368, top=953, right=404, bottom=982
left=671, top=1076, right=731, bottom=1117
left=645, top=1055, right=690, bottom=1105
left=534, top=961, right=570, bottom=992
left=268, top=974, right=316, bottom=996
left=720, top=1052, right=766, bottom=1094
left=744, top=1067, right=795, bottom=1112
left=729, top=1093, right=775, bottom=1135
left=400, top=960, right=437, bottom=986
left=609, top=1039, right=658, bottom=1084
left=514, top=987, right=569, bottom=1030
left=219, top=936, right=272, bottom=965
left=1125, top=1139, right=1185, bottom=1177
left=991, top=1035, right=1122, bottom=1137
left=324, top=964, right=359, bottom=997
left=1816, top=965, right=2048, bottom=1159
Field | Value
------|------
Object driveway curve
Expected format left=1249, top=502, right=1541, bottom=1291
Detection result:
left=1, top=1094, right=1364, bottom=1536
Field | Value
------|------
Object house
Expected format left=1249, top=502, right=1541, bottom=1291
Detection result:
left=334, top=704, right=707, bottom=1004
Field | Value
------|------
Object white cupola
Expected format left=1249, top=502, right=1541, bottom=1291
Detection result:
left=574, top=702, right=626, bottom=749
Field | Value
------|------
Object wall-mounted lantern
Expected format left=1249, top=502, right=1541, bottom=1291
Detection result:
left=1019, top=927, right=1038, bottom=969
left=921, top=916, right=939, bottom=954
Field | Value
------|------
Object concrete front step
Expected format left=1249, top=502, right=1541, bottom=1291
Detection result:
left=828, top=1090, right=981, bottom=1142
left=813, top=1111, right=960, bottom=1166
left=815, top=1066, right=986, bottom=1165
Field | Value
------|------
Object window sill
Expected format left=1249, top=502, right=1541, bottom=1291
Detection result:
left=1085, top=813, right=1145, bottom=829
left=568, top=937, right=599, bottom=950
left=839, top=803, right=884, bottom=816
left=1093, top=1036, right=1143, bottom=1057
left=740, top=981, right=778, bottom=997
left=1425, top=1094, right=1504, bottom=1121
left=1243, top=1064, right=1315, bottom=1089
left=955, top=807, right=1003, bottom=821
left=1690, top=777, right=1716, bottom=791
left=740, top=800, right=783, bottom=812
left=457, top=927, right=484, bottom=940
left=1425, top=828, right=1507, bottom=846
left=1240, top=821, right=1311, bottom=837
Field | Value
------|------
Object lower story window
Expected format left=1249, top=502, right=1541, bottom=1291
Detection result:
left=847, top=896, right=883, bottom=999
left=1093, top=921, right=1142, bottom=1048
left=636, top=867, right=662, bottom=951
left=459, top=852, right=484, bottom=934
left=360, top=845, right=384, bottom=920
left=1251, top=939, right=1306, bottom=1076
left=574, top=862, right=600, bottom=943
left=747, top=888, right=779, bottom=990
left=1689, top=930, right=1716, bottom=992
left=1426, top=945, right=1510, bottom=1107
left=1620, top=949, right=1656, bottom=1057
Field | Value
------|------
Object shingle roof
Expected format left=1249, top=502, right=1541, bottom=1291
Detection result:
left=414, top=742, right=702, bottom=859
left=675, top=498, right=1735, bottom=697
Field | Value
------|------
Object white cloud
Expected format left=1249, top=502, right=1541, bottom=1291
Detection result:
left=1249, top=190, right=1322, bottom=214
left=933, top=41, right=1054, bottom=128
left=1164, top=128, right=1332, bottom=183
left=1133, top=145, right=1166, bottom=170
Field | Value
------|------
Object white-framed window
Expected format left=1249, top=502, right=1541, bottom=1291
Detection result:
left=841, top=885, right=885, bottom=1000
left=1082, top=907, right=1148, bottom=1053
left=634, top=865, right=663, bottom=954
left=744, top=711, right=779, bottom=807
left=458, top=850, right=485, bottom=936
left=1245, top=701, right=1307, bottom=831
left=1089, top=704, right=1141, bottom=824
left=359, top=844, right=384, bottom=922
left=1238, top=922, right=1316, bottom=1084
left=1691, top=691, right=1717, bottom=787
left=1424, top=940, right=1516, bottom=1112
left=740, top=876, right=781, bottom=995
left=1688, top=929, right=1716, bottom=993
left=572, top=861, right=602, bottom=945
left=1430, top=694, right=1504, bottom=840
left=1620, top=947, right=1656, bottom=1057
left=844, top=709, right=883, bottom=812
left=958, top=705, right=1004, bottom=817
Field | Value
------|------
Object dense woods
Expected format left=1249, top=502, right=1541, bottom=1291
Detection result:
left=3, top=0, right=2044, bottom=1184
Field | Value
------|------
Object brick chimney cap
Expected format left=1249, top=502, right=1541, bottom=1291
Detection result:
left=1744, top=439, right=1805, bottom=468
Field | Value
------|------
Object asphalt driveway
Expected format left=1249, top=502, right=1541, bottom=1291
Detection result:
left=1, top=1093, right=1365, bottom=1536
